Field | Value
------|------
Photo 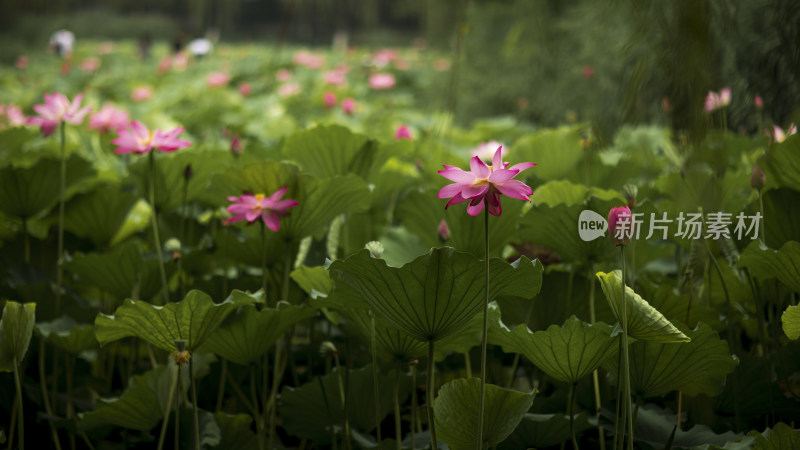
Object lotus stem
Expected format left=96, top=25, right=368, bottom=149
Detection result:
left=13, top=356, right=24, bottom=450
left=758, top=189, right=765, bottom=245
left=66, top=355, right=76, bottom=450
left=251, top=365, right=265, bottom=450
left=157, top=364, right=179, bottom=450
left=370, top=312, right=382, bottom=446
left=148, top=151, right=169, bottom=304
left=216, top=358, right=227, bottom=412
left=57, top=121, right=65, bottom=316
left=190, top=354, right=200, bottom=450
left=477, top=201, right=490, bottom=450
left=38, top=339, right=63, bottom=450
left=268, top=341, right=284, bottom=449
left=506, top=298, right=536, bottom=387
left=261, top=221, right=268, bottom=304
left=333, top=352, right=352, bottom=450
left=569, top=382, right=579, bottom=450
left=410, top=361, right=418, bottom=450
left=588, top=263, right=606, bottom=450
left=176, top=364, right=182, bottom=450
left=394, top=370, right=402, bottom=450
left=22, top=217, right=30, bottom=264
left=427, top=340, right=438, bottom=450
left=612, top=336, right=622, bottom=450
left=620, top=246, right=634, bottom=450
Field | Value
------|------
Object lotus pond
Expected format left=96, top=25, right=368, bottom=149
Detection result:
left=0, top=38, right=799, bottom=450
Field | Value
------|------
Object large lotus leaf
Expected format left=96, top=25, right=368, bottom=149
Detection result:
left=0, top=155, right=94, bottom=219
left=95, top=290, right=255, bottom=352
left=738, top=241, right=800, bottom=294
left=329, top=248, right=542, bottom=342
left=62, top=186, right=138, bottom=246
left=80, top=364, right=177, bottom=431
left=519, top=203, right=616, bottom=264
left=513, top=125, right=583, bottom=181
left=129, top=150, right=232, bottom=211
left=759, top=134, right=800, bottom=191
left=626, top=403, right=751, bottom=450
left=596, top=270, right=689, bottom=342
left=748, top=422, right=800, bottom=450
left=605, top=322, right=737, bottom=398
left=653, top=167, right=750, bottom=219
left=214, top=413, right=258, bottom=450
left=533, top=180, right=623, bottom=207
left=489, top=316, right=618, bottom=384
left=434, top=378, right=536, bottom=450
left=498, top=413, right=593, bottom=450
left=377, top=226, right=430, bottom=268
left=197, top=296, right=315, bottom=365
left=782, top=305, right=800, bottom=340
left=64, top=242, right=170, bottom=302
left=396, top=188, right=523, bottom=258
left=283, top=124, right=389, bottom=181
left=762, top=188, right=800, bottom=248
left=279, top=365, right=411, bottom=444
left=36, top=316, right=97, bottom=354
left=0, top=301, right=36, bottom=371
left=291, top=265, right=334, bottom=299
left=638, top=282, right=723, bottom=331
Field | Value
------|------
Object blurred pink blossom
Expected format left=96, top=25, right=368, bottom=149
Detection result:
left=323, top=69, right=347, bottom=86
left=470, top=141, right=507, bottom=162
left=293, top=50, right=324, bottom=69
left=373, top=49, right=397, bottom=67
left=113, top=120, right=190, bottom=154
left=97, top=42, right=116, bottom=55
left=226, top=187, right=298, bottom=230
left=704, top=87, right=731, bottom=112
left=278, top=82, right=301, bottom=97
left=28, top=92, right=91, bottom=137
left=15, top=56, right=28, bottom=69
left=369, top=73, right=395, bottom=89
left=0, top=104, right=27, bottom=129
left=276, top=69, right=292, bottom=82
left=582, top=66, right=594, bottom=80
left=433, top=59, right=450, bottom=71
left=394, top=125, right=412, bottom=141
left=89, top=103, right=130, bottom=134
left=230, top=134, right=242, bottom=157
left=238, top=82, right=252, bottom=96
left=770, top=124, right=797, bottom=144
left=131, top=86, right=153, bottom=102
left=80, top=57, right=101, bottom=73
left=661, top=97, right=672, bottom=112
left=342, top=98, right=356, bottom=115
left=754, top=94, right=763, bottom=110
left=207, top=72, right=230, bottom=87
left=324, top=92, right=337, bottom=108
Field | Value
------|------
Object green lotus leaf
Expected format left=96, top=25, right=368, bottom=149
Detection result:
left=631, top=403, right=751, bottom=450
left=605, top=322, right=737, bottom=398
left=197, top=295, right=315, bottom=365
left=498, top=413, right=593, bottom=450
left=342, top=307, right=427, bottom=364
left=748, top=422, right=800, bottom=450
left=519, top=203, right=616, bottom=264
left=95, top=289, right=255, bottom=352
left=596, top=270, right=689, bottom=342
left=759, top=134, right=800, bottom=192
left=214, top=412, right=259, bottom=450
left=279, top=365, right=411, bottom=445
left=64, top=242, right=172, bottom=302
left=513, top=125, right=583, bottom=181
left=36, top=316, right=97, bottom=354
left=434, top=378, right=536, bottom=450
left=0, top=301, right=36, bottom=371
left=762, top=188, right=800, bottom=248
left=533, top=180, right=623, bottom=207
left=739, top=241, right=800, bottom=294
left=782, top=305, right=800, bottom=340
left=329, top=248, right=542, bottom=342
left=489, top=315, right=618, bottom=384
left=291, top=265, right=334, bottom=299
left=62, top=185, right=138, bottom=247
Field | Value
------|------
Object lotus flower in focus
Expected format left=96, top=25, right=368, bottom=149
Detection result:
left=704, top=87, right=731, bottom=112
left=89, top=103, right=130, bottom=134
left=112, top=120, right=191, bottom=154
left=369, top=73, right=395, bottom=89
left=28, top=92, right=91, bottom=137
left=226, top=187, right=299, bottom=231
left=437, top=146, right=536, bottom=216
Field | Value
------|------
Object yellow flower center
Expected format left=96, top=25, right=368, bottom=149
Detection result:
left=253, top=194, right=266, bottom=209
left=138, top=130, right=155, bottom=147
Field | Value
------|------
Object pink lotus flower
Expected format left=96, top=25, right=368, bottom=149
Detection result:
left=394, top=59, right=410, bottom=71
left=341, top=98, right=356, bottom=115
left=323, top=69, right=347, bottom=86
left=89, top=103, right=130, bottom=134
left=226, top=187, right=299, bottom=231
left=373, top=49, right=398, bottom=67
left=754, top=94, right=763, bottom=110
left=112, top=120, right=190, bottom=154
left=293, top=51, right=324, bottom=69
left=770, top=124, right=797, bottom=144
left=437, top=219, right=451, bottom=243
left=131, top=86, right=153, bottom=102
left=15, top=56, right=28, bottom=69
left=80, top=57, right=101, bottom=73
left=97, top=42, right=115, bottom=55
left=369, top=73, right=395, bottom=89
left=238, top=82, right=252, bottom=96
left=582, top=66, right=594, bottom=80
left=2, top=105, right=27, bottom=127
left=394, top=125, right=412, bottom=141
left=470, top=141, right=506, bottom=162
left=437, top=146, right=536, bottom=216
left=433, top=59, right=450, bottom=71
left=230, top=134, right=242, bottom=157
left=276, top=69, right=292, bottom=82
left=608, top=206, right=634, bottom=246
left=278, top=82, right=301, bottom=97
left=704, top=87, right=731, bottom=112
left=28, top=92, right=91, bottom=137
left=207, top=72, right=230, bottom=87
left=323, top=92, right=337, bottom=108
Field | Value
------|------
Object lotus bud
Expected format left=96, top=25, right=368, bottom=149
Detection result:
left=365, top=241, right=384, bottom=259
left=184, top=163, right=193, bottom=181
left=230, top=134, right=242, bottom=157
left=165, top=238, right=181, bottom=261
left=437, top=219, right=451, bottom=243
left=751, top=164, right=765, bottom=191
left=320, top=341, right=340, bottom=358
left=754, top=95, right=763, bottom=110
left=608, top=206, right=634, bottom=246
left=621, top=184, right=638, bottom=209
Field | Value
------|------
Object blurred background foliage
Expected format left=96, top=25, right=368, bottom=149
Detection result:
left=1, top=0, right=798, bottom=138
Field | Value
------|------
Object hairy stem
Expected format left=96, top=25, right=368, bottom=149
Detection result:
left=157, top=364, right=179, bottom=450
left=427, top=340, right=438, bottom=450
left=477, top=202, right=489, bottom=450
left=371, top=313, right=383, bottom=445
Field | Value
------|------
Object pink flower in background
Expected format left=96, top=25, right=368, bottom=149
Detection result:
left=278, top=82, right=301, bottom=97
left=341, top=98, right=356, bottom=115
left=230, top=134, right=242, bottom=157
left=293, top=50, right=324, bottom=69
left=394, top=59, right=410, bottom=71
left=238, top=82, right=252, bottom=96
left=413, top=38, right=427, bottom=50
left=437, top=219, right=451, bottom=243
left=276, top=69, right=292, bottom=82
left=112, top=120, right=190, bottom=154
left=323, top=69, right=347, bottom=86
left=581, top=66, right=594, bottom=80
left=28, top=92, right=91, bottom=137
left=89, top=103, right=130, bottom=134
left=433, top=59, right=450, bottom=71
left=131, top=86, right=153, bottom=102
left=15, top=56, right=28, bottom=69
left=608, top=206, right=634, bottom=246
left=373, top=49, right=398, bottom=67
left=394, top=125, right=412, bottom=141
left=770, top=124, right=797, bottom=144
left=754, top=94, right=763, bottom=110
left=80, top=57, right=100, bottom=73
left=369, top=73, right=395, bottom=89
left=97, top=42, right=115, bottom=55
left=226, top=187, right=299, bottom=231
left=751, top=164, right=765, bottom=191
left=3, top=105, right=27, bottom=127
left=207, top=72, right=230, bottom=87
left=470, top=141, right=507, bottom=162
left=704, top=87, right=731, bottom=112
left=661, top=97, right=672, bottom=112
left=157, top=56, right=172, bottom=74
left=438, top=146, right=536, bottom=216
left=172, top=52, right=189, bottom=71
left=323, top=92, right=337, bottom=108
